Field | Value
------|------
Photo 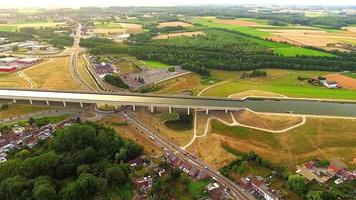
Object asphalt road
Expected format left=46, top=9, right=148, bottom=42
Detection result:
left=68, top=24, right=96, bottom=91
left=117, top=108, right=255, bottom=200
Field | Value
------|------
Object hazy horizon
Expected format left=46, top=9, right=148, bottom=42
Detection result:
left=2, top=0, right=356, bottom=8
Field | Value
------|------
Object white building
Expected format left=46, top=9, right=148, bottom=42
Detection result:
left=323, top=81, right=338, bottom=89
left=0, top=57, right=18, bottom=64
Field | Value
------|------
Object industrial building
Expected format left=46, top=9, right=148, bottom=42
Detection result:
left=17, top=57, right=42, bottom=64
left=0, top=66, right=16, bottom=72
left=0, top=57, right=18, bottom=64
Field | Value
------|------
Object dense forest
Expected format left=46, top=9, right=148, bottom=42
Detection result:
left=0, top=122, right=143, bottom=200
left=82, top=28, right=356, bottom=74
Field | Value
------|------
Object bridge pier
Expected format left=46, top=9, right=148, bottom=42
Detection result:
left=29, top=99, right=33, bottom=105
left=63, top=101, right=66, bottom=107
left=225, top=109, right=228, bottom=113
left=187, top=107, right=190, bottom=115
left=150, top=106, right=154, bottom=113
left=169, top=107, right=172, bottom=114
left=80, top=102, right=83, bottom=108
left=13, top=99, right=16, bottom=103
left=46, top=100, right=49, bottom=106
left=132, top=105, right=136, bottom=111
left=206, top=109, right=209, bottom=115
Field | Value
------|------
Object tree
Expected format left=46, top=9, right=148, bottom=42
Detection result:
left=0, top=104, right=9, bottom=110
left=105, top=166, right=127, bottom=185
left=287, top=175, right=308, bottom=195
left=76, top=173, right=98, bottom=198
left=33, top=177, right=57, bottom=200
left=307, top=191, right=323, bottom=200
left=28, top=117, right=35, bottom=125
left=60, top=181, right=81, bottom=200
left=12, top=46, right=19, bottom=51
left=0, top=176, right=30, bottom=200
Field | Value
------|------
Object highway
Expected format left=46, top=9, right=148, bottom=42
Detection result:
left=68, top=24, right=96, bottom=91
left=118, top=108, right=254, bottom=200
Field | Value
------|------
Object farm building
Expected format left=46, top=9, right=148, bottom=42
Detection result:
left=17, top=57, right=42, bottom=64
left=0, top=66, right=16, bottom=72
left=323, top=81, right=338, bottom=89
left=94, top=62, right=114, bottom=74
left=0, top=57, right=18, bottom=64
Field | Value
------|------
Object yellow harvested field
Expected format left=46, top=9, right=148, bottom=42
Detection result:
left=78, top=55, right=98, bottom=90
left=229, top=90, right=286, bottom=99
left=99, top=116, right=162, bottom=156
left=342, top=26, right=356, bottom=33
left=118, top=23, right=143, bottom=32
left=25, top=57, right=80, bottom=90
left=0, top=73, right=31, bottom=88
left=283, top=35, right=338, bottom=47
left=234, top=109, right=303, bottom=131
left=132, top=107, right=192, bottom=147
left=157, top=21, right=193, bottom=28
left=187, top=133, right=236, bottom=169
left=93, top=28, right=126, bottom=34
left=153, top=31, right=205, bottom=40
left=215, top=19, right=259, bottom=26
left=156, top=73, right=204, bottom=95
left=262, top=28, right=356, bottom=48
left=267, top=35, right=302, bottom=46
left=260, top=29, right=328, bottom=35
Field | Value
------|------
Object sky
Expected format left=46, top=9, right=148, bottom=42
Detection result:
left=2, top=0, right=356, bottom=8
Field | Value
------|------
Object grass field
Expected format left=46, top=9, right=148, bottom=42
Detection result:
left=0, top=22, right=65, bottom=32
left=200, top=69, right=356, bottom=100
left=0, top=104, right=55, bottom=119
left=343, top=72, right=356, bottom=79
left=0, top=72, right=31, bottom=88
left=156, top=73, right=204, bottom=95
left=115, top=60, right=140, bottom=75
left=94, top=22, right=143, bottom=34
left=191, top=17, right=334, bottom=57
left=210, top=116, right=356, bottom=168
left=78, top=55, right=98, bottom=90
left=25, top=57, right=80, bottom=90
left=234, top=110, right=303, bottom=131
left=143, top=60, right=170, bottom=69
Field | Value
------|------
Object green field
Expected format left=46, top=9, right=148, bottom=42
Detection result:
left=0, top=22, right=65, bottom=32
left=191, top=17, right=334, bottom=57
left=343, top=72, right=356, bottom=79
left=192, top=17, right=270, bottom=38
left=94, top=22, right=122, bottom=29
left=0, top=26, right=17, bottom=32
left=143, top=60, right=170, bottom=69
left=201, top=69, right=356, bottom=100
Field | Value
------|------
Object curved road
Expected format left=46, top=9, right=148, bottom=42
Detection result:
left=68, top=24, right=97, bottom=91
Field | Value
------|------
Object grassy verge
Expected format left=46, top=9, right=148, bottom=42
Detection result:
left=0, top=104, right=55, bottom=119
